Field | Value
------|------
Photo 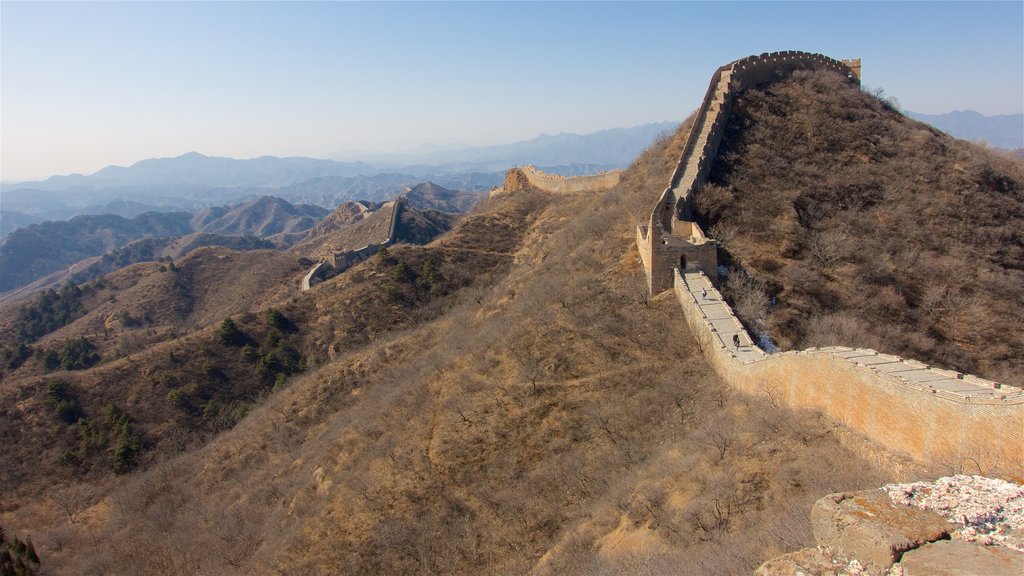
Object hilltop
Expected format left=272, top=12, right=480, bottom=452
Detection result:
left=698, top=69, right=1024, bottom=385
left=402, top=181, right=485, bottom=213
left=290, top=199, right=456, bottom=263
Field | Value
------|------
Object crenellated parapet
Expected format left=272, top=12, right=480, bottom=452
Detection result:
left=639, top=51, right=860, bottom=295
left=300, top=198, right=406, bottom=291
left=674, top=268, right=1023, bottom=480
left=636, top=53, right=1024, bottom=479
left=498, top=165, right=622, bottom=195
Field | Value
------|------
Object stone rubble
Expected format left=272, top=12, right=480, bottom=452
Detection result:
left=757, top=478, right=1024, bottom=575
left=882, top=475, right=1024, bottom=551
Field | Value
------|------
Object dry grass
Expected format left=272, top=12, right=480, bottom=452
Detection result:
left=700, top=69, right=1024, bottom=385
left=1, top=118, right=910, bottom=575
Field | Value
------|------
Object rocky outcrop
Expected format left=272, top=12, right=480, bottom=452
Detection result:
left=502, top=167, right=533, bottom=193
left=899, top=540, right=1023, bottom=576
left=756, top=477, right=1024, bottom=575
left=810, top=491, right=949, bottom=571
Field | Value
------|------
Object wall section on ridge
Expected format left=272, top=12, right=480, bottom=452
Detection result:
left=674, top=268, right=1024, bottom=481
left=638, top=52, right=1023, bottom=480
left=300, top=198, right=405, bottom=291
left=501, top=165, right=622, bottom=195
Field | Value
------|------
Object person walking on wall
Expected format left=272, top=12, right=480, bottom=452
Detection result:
left=701, top=287, right=707, bottom=300
left=733, top=334, right=740, bottom=349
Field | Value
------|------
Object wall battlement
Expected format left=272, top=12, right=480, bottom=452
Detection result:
left=641, top=51, right=860, bottom=294
left=300, top=198, right=405, bottom=291
left=675, top=269, right=1023, bottom=480
left=638, top=52, right=1023, bottom=480
left=498, top=165, right=622, bottom=195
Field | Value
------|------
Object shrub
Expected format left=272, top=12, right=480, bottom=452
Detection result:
left=0, top=342, right=32, bottom=370
left=39, top=349, right=60, bottom=372
left=45, top=380, right=84, bottom=424
left=58, top=337, right=100, bottom=370
left=218, top=318, right=245, bottom=347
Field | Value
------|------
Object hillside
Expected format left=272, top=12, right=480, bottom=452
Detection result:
left=0, top=212, right=195, bottom=292
left=402, top=181, right=484, bottom=213
left=289, top=199, right=455, bottom=264
left=697, top=69, right=1024, bottom=385
left=907, top=110, right=1024, bottom=150
left=189, top=196, right=329, bottom=237
left=0, top=234, right=275, bottom=305
left=4, top=65, right=1021, bottom=576
left=0, top=197, right=329, bottom=295
left=0, top=117, right=915, bottom=575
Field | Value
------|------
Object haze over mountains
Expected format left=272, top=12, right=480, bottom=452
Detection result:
left=0, top=197, right=324, bottom=295
left=0, top=182, right=480, bottom=300
left=331, top=122, right=679, bottom=169
left=0, top=122, right=677, bottom=238
left=905, top=110, right=1024, bottom=150
left=3, top=114, right=1018, bottom=240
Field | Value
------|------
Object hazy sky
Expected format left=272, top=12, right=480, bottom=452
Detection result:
left=2, top=1, right=1022, bottom=182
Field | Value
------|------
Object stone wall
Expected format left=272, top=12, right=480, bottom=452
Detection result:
left=639, top=52, right=860, bottom=297
left=503, top=165, right=622, bottom=194
left=673, top=269, right=1024, bottom=481
left=300, top=198, right=405, bottom=291
left=638, top=52, right=1023, bottom=481
left=661, top=51, right=860, bottom=229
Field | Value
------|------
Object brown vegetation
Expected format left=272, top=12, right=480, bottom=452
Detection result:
left=0, top=117, right=911, bottom=575
left=699, top=69, right=1024, bottom=384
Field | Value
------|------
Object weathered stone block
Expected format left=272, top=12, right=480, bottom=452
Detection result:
left=898, top=539, right=1024, bottom=576
left=811, top=490, right=948, bottom=573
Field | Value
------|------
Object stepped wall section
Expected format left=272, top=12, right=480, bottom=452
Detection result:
left=638, top=52, right=1022, bottom=480
left=300, top=198, right=404, bottom=291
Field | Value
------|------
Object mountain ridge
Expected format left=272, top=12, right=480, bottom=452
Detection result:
left=0, top=196, right=329, bottom=294
left=905, top=109, right=1023, bottom=150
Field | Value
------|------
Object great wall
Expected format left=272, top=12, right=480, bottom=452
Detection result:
left=300, top=198, right=405, bottom=291
left=635, top=51, right=1023, bottom=480
left=293, top=53, right=1022, bottom=478
left=498, top=164, right=622, bottom=195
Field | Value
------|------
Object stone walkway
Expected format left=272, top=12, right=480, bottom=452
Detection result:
left=824, top=347, right=1022, bottom=402
left=680, top=270, right=767, bottom=363
left=678, top=270, right=1022, bottom=402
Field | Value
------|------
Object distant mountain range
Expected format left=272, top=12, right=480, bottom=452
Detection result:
left=9, top=152, right=376, bottom=193
left=906, top=110, right=1023, bottom=150
left=0, top=122, right=678, bottom=238
left=338, top=122, right=679, bottom=170
left=0, top=196, right=328, bottom=294
left=0, top=181, right=484, bottom=299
